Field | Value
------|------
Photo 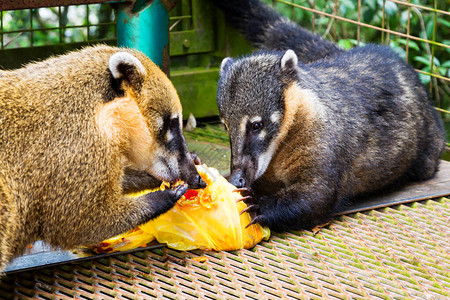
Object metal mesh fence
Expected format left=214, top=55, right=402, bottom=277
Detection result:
left=0, top=4, right=116, bottom=49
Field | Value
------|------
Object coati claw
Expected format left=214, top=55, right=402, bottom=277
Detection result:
left=236, top=195, right=252, bottom=203
left=239, top=204, right=258, bottom=215
left=233, top=187, right=251, bottom=194
left=245, top=216, right=262, bottom=229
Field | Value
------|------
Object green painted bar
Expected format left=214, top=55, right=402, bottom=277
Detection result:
left=116, top=0, right=170, bottom=73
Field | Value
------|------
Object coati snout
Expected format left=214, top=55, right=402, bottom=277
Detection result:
left=229, top=169, right=246, bottom=188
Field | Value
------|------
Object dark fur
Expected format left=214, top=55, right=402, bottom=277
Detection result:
left=213, top=0, right=446, bottom=231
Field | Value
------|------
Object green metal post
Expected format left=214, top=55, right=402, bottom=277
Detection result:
left=117, top=0, right=170, bottom=74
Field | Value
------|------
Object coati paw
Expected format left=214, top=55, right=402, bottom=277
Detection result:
left=137, top=183, right=188, bottom=223
left=245, top=215, right=266, bottom=229
left=169, top=183, right=188, bottom=202
left=239, top=204, right=259, bottom=215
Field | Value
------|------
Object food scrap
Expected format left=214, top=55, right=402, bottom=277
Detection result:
left=89, top=164, right=270, bottom=254
left=192, top=256, right=208, bottom=263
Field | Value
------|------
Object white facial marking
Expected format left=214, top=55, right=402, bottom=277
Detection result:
left=250, top=116, right=262, bottom=123
left=270, top=111, right=282, bottom=124
left=166, top=129, right=173, bottom=142
left=255, top=146, right=276, bottom=179
left=149, top=149, right=179, bottom=182
left=239, top=115, right=249, bottom=136
left=258, top=129, right=266, bottom=140
left=155, top=116, right=163, bottom=131
left=237, top=115, right=249, bottom=156
left=171, top=113, right=182, bottom=130
left=167, top=154, right=179, bottom=175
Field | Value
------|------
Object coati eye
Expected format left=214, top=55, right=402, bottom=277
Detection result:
left=170, top=117, right=179, bottom=129
left=252, top=121, right=264, bottom=132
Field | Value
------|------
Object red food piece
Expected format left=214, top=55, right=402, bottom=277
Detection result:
left=184, top=189, right=199, bottom=200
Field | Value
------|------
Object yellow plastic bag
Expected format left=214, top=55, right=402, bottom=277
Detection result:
left=92, top=165, right=270, bottom=253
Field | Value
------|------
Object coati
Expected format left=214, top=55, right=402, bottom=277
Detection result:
left=211, top=0, right=447, bottom=231
left=0, top=45, right=205, bottom=272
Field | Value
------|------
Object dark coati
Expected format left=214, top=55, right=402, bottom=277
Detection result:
left=212, top=0, right=447, bottom=231
left=0, top=45, right=205, bottom=272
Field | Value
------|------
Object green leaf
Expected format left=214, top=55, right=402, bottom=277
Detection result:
left=437, top=18, right=450, bottom=29
left=389, top=41, right=406, bottom=60
left=339, top=0, right=355, bottom=13
left=396, top=39, right=420, bottom=51
left=338, top=39, right=353, bottom=50
left=400, top=10, right=411, bottom=26
left=432, top=56, right=441, bottom=67
left=438, top=67, right=447, bottom=76
left=366, top=0, right=378, bottom=10
left=337, top=39, right=362, bottom=50
left=414, top=56, right=431, bottom=66
left=413, top=56, right=440, bottom=67
left=441, top=61, right=450, bottom=68
left=362, top=8, right=376, bottom=24
left=425, top=20, right=434, bottom=39
left=377, top=0, right=398, bottom=16
left=418, top=73, right=430, bottom=84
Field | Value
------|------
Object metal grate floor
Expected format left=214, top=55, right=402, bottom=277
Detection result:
left=1, top=198, right=449, bottom=299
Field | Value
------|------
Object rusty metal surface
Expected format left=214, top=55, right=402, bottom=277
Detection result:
left=1, top=198, right=449, bottom=299
left=0, top=0, right=176, bottom=12
left=0, top=0, right=113, bottom=11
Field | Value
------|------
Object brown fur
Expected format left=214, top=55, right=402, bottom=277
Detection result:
left=261, top=84, right=323, bottom=191
left=0, top=45, right=196, bottom=272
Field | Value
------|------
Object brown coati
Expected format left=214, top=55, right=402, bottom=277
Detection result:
left=212, top=0, right=447, bottom=231
left=0, top=45, right=205, bottom=272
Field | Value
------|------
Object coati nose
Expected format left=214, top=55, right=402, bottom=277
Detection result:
left=230, top=169, right=246, bottom=188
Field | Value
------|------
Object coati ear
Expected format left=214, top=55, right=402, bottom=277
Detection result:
left=280, top=50, right=298, bottom=70
left=109, top=52, right=146, bottom=87
left=220, top=57, right=234, bottom=76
